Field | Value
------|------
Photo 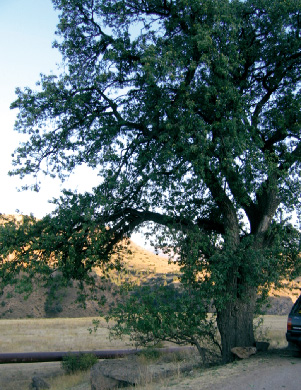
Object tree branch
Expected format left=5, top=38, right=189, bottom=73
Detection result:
left=99, top=207, right=225, bottom=255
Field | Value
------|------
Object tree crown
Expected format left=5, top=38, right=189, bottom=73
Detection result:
left=5, top=0, right=301, bottom=281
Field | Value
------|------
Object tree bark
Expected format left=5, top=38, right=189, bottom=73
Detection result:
left=216, top=285, right=257, bottom=363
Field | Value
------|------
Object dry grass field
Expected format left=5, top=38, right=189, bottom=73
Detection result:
left=0, top=317, right=131, bottom=353
left=0, top=316, right=131, bottom=390
left=0, top=315, right=289, bottom=354
left=0, top=220, right=299, bottom=389
left=0, top=315, right=292, bottom=390
left=254, top=315, right=289, bottom=349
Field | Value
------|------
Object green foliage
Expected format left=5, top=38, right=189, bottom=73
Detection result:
left=138, top=346, right=164, bottom=361
left=44, top=275, right=66, bottom=317
left=61, top=353, right=98, bottom=374
left=107, top=282, right=220, bottom=356
left=1, top=0, right=300, bottom=362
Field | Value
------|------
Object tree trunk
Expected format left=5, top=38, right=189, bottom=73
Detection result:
left=216, top=286, right=257, bottom=363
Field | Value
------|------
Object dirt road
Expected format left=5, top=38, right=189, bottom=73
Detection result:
left=0, top=349, right=300, bottom=390
left=163, top=350, right=301, bottom=390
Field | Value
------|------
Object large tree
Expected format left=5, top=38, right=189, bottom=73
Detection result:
left=1, top=0, right=300, bottom=362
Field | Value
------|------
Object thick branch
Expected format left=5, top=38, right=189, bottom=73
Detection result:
left=98, top=206, right=224, bottom=255
left=203, top=166, right=240, bottom=245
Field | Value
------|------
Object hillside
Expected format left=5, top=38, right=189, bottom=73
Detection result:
left=0, top=240, right=181, bottom=319
left=0, top=217, right=300, bottom=318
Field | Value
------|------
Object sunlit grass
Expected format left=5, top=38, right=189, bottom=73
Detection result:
left=0, top=317, right=132, bottom=353
left=255, top=315, right=288, bottom=348
left=0, top=315, right=289, bottom=354
left=0, top=315, right=291, bottom=390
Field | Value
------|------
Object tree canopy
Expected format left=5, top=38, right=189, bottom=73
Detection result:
left=1, top=0, right=301, bottom=362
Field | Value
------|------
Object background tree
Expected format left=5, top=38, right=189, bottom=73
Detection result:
left=1, top=0, right=300, bottom=362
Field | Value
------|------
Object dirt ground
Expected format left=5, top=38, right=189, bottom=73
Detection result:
left=161, top=349, right=301, bottom=390
left=0, top=349, right=300, bottom=390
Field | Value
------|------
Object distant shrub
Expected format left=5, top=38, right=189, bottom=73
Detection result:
left=44, top=274, right=70, bottom=317
left=138, top=344, right=164, bottom=362
left=44, top=301, right=63, bottom=316
left=61, top=353, right=98, bottom=374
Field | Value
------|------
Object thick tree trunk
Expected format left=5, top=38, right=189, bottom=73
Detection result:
left=216, top=286, right=257, bottom=363
left=208, top=182, right=275, bottom=363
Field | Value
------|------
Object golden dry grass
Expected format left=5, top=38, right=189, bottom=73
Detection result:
left=0, top=317, right=132, bottom=353
left=268, top=276, right=301, bottom=301
left=0, top=315, right=289, bottom=355
left=0, top=314, right=292, bottom=390
left=254, top=315, right=289, bottom=349
left=122, top=242, right=180, bottom=274
left=93, top=240, right=180, bottom=283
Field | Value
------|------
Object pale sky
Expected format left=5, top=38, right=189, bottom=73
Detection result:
left=0, top=0, right=147, bottom=247
left=0, top=0, right=99, bottom=218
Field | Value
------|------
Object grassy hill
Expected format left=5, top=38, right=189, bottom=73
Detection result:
left=0, top=239, right=182, bottom=319
left=0, top=214, right=300, bottom=318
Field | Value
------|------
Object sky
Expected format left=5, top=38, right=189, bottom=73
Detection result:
left=0, top=0, right=148, bottom=247
left=1, top=1, right=298, bottom=241
left=1, top=0, right=64, bottom=217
